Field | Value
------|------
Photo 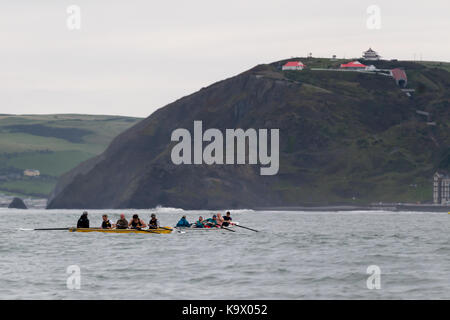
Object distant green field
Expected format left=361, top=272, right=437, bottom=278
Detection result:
left=0, top=114, right=141, bottom=198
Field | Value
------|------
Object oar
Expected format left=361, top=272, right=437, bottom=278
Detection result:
left=221, top=226, right=235, bottom=232
left=143, top=229, right=160, bottom=234
left=144, top=227, right=173, bottom=233
left=19, top=227, right=70, bottom=231
left=158, top=226, right=173, bottom=231
left=235, top=225, right=259, bottom=232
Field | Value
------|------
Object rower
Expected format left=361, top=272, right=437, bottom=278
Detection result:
left=148, top=214, right=160, bottom=229
left=115, top=213, right=128, bottom=229
left=204, top=215, right=218, bottom=228
left=222, top=211, right=232, bottom=227
left=194, top=216, right=205, bottom=228
left=129, top=214, right=146, bottom=230
left=216, top=213, right=224, bottom=226
left=176, top=215, right=191, bottom=227
left=77, top=211, right=89, bottom=228
left=101, top=214, right=112, bottom=229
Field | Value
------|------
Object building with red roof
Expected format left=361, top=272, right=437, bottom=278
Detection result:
left=282, top=61, right=305, bottom=71
left=340, top=61, right=367, bottom=70
left=391, top=68, right=407, bottom=87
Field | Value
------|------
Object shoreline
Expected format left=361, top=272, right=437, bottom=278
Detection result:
left=253, top=204, right=450, bottom=212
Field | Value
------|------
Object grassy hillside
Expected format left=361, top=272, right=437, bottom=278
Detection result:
left=266, top=58, right=450, bottom=204
left=0, top=114, right=141, bottom=197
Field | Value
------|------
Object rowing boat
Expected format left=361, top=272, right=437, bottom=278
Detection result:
left=175, top=225, right=236, bottom=232
left=69, top=227, right=173, bottom=234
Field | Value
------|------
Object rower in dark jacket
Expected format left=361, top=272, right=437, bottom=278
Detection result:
left=222, top=211, right=233, bottom=227
left=77, top=211, right=89, bottom=228
left=101, top=214, right=112, bottom=229
left=148, top=214, right=160, bottom=229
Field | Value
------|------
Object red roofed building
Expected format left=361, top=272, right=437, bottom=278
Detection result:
left=282, top=61, right=305, bottom=71
left=391, top=68, right=407, bottom=87
left=340, top=61, right=367, bottom=70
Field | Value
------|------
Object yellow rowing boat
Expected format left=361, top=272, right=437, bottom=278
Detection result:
left=69, top=227, right=173, bottom=234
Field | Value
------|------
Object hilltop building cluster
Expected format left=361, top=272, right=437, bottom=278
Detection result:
left=281, top=48, right=408, bottom=89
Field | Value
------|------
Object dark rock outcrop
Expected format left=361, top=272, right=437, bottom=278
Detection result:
left=8, top=197, right=27, bottom=209
left=47, top=59, right=450, bottom=209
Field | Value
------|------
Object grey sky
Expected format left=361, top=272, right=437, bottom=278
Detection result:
left=1, top=0, right=449, bottom=117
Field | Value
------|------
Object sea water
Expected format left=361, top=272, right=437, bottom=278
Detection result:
left=0, top=208, right=448, bottom=299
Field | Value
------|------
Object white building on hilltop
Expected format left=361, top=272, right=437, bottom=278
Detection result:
left=433, top=172, right=450, bottom=204
left=362, top=48, right=381, bottom=60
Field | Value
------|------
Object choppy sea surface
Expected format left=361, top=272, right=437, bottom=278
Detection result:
left=0, top=208, right=448, bottom=299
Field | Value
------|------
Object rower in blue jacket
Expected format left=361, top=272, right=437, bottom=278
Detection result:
left=176, top=215, right=191, bottom=227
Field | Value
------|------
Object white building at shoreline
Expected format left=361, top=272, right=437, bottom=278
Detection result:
left=433, top=172, right=450, bottom=204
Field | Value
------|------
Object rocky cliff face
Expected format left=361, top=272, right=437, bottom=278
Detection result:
left=47, top=59, right=450, bottom=209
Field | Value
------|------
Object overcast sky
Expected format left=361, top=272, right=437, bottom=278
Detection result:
left=1, top=0, right=449, bottom=117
